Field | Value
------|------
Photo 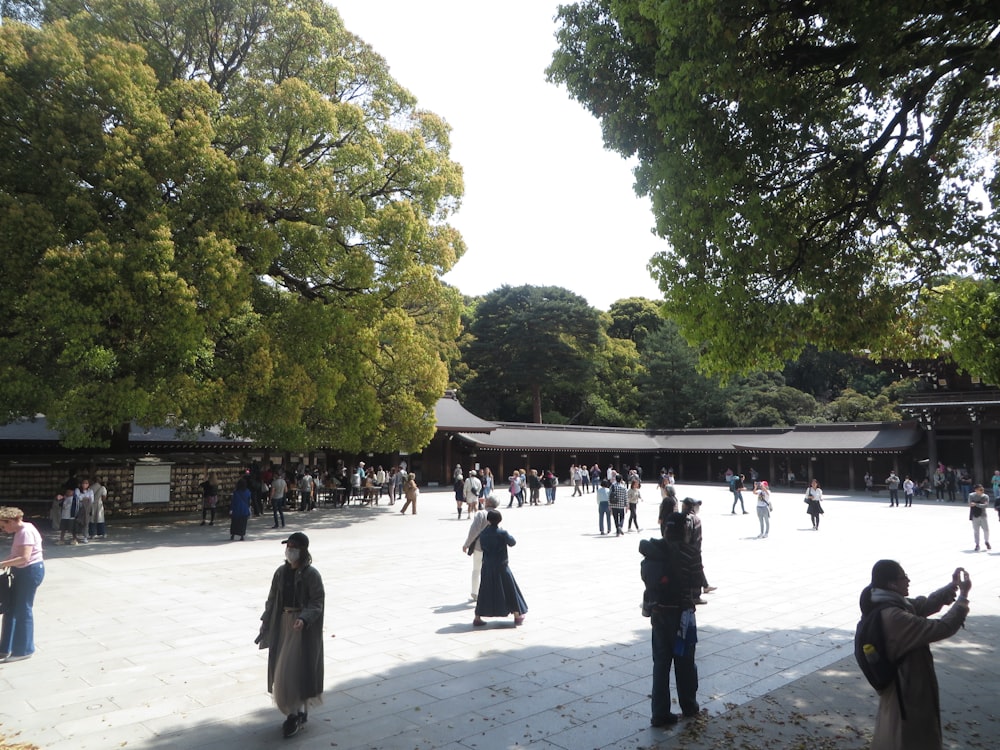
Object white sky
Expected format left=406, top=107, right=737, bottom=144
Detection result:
left=331, top=0, right=667, bottom=311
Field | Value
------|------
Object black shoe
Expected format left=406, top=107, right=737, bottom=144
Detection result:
left=282, top=713, right=300, bottom=738
left=298, top=711, right=308, bottom=725
left=651, top=713, right=679, bottom=728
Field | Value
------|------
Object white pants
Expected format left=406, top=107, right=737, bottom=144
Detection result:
left=470, top=548, right=483, bottom=598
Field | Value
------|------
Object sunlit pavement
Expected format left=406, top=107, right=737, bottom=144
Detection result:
left=1, top=482, right=997, bottom=749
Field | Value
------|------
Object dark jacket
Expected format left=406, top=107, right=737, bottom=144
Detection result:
left=639, top=537, right=699, bottom=612
left=261, top=562, right=325, bottom=698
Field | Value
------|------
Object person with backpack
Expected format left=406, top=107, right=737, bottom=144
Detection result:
left=856, top=560, right=971, bottom=750
left=639, top=512, right=701, bottom=728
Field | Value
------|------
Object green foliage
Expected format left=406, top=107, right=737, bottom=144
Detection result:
left=823, top=389, right=902, bottom=423
left=461, top=285, right=603, bottom=423
left=606, top=296, right=663, bottom=350
left=0, top=0, right=463, bottom=448
left=727, top=372, right=822, bottom=428
left=587, top=333, right=644, bottom=427
left=922, top=278, right=1000, bottom=386
left=549, top=0, right=1000, bottom=380
left=638, top=321, right=732, bottom=428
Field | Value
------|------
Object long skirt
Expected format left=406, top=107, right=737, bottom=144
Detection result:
left=475, top=562, right=528, bottom=618
left=272, top=612, right=323, bottom=715
left=230, top=515, right=249, bottom=538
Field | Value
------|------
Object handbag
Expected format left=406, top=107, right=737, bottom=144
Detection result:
left=0, top=568, right=13, bottom=615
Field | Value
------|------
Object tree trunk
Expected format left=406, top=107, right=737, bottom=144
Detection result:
left=532, top=383, right=542, bottom=424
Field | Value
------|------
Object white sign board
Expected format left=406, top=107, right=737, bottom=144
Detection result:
left=133, top=463, right=173, bottom=504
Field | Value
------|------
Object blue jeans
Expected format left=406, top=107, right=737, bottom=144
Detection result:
left=598, top=501, right=611, bottom=534
left=651, top=607, right=699, bottom=721
left=0, top=562, right=45, bottom=657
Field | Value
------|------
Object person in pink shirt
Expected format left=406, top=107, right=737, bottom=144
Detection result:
left=0, top=506, right=45, bottom=662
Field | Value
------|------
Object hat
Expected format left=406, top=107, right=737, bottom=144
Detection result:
left=282, top=532, right=309, bottom=549
left=682, top=497, right=702, bottom=506
left=663, top=512, right=688, bottom=540
left=468, top=469, right=477, bottom=476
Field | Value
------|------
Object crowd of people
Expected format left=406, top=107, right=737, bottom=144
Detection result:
left=4, top=456, right=996, bottom=745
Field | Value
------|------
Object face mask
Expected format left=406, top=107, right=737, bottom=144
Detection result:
left=285, top=547, right=300, bottom=564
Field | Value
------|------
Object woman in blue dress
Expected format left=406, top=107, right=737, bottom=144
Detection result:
left=473, top=511, right=528, bottom=627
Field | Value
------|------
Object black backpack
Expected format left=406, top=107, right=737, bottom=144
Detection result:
left=854, top=602, right=907, bottom=717
left=639, top=539, right=681, bottom=616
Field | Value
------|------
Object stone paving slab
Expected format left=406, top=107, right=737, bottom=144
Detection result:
left=0, top=483, right=997, bottom=749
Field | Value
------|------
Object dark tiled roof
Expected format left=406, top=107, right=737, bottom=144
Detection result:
left=0, top=418, right=250, bottom=448
left=459, top=422, right=922, bottom=455
left=732, top=423, right=922, bottom=453
left=459, top=423, right=661, bottom=452
left=434, top=395, right=497, bottom=433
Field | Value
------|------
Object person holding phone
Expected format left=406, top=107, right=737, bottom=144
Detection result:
left=860, top=561, right=971, bottom=750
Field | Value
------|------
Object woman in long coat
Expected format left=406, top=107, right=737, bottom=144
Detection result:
left=862, top=560, right=970, bottom=750
left=229, top=477, right=251, bottom=541
left=473, top=510, right=528, bottom=627
left=259, top=532, right=325, bottom=738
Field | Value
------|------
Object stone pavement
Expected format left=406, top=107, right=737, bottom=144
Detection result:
left=0, top=482, right=998, bottom=749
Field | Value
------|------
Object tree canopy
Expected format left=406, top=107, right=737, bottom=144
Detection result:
left=460, top=285, right=603, bottom=423
left=548, top=0, right=1000, bottom=379
left=0, top=0, right=464, bottom=450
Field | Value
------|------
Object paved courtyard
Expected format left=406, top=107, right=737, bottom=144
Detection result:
left=1, top=481, right=998, bottom=749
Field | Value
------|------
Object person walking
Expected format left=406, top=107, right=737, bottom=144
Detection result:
left=462, top=495, right=499, bottom=601
left=609, top=474, right=628, bottom=536
left=230, top=477, right=252, bottom=541
left=902, top=476, right=915, bottom=508
left=627, top=479, right=643, bottom=532
left=473, top=511, right=528, bottom=627
left=968, top=484, right=991, bottom=551
left=991, top=470, right=1000, bottom=519
left=596, top=479, right=612, bottom=535
left=0, top=506, right=45, bottom=662
left=463, top=470, right=482, bottom=519
left=526, top=469, right=541, bottom=506
left=681, top=498, right=716, bottom=602
left=755, top=481, right=772, bottom=538
left=270, top=469, right=287, bottom=529
left=453, top=472, right=465, bottom=519
left=399, top=473, right=418, bottom=515
left=58, top=481, right=85, bottom=545
left=858, top=560, right=970, bottom=750
left=730, top=474, right=747, bottom=514
left=200, top=471, right=219, bottom=526
left=89, top=477, right=108, bottom=539
left=640, top=511, right=700, bottom=727
left=258, top=533, right=324, bottom=739
left=804, top=478, right=825, bottom=530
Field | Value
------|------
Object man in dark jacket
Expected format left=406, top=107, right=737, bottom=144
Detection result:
left=640, top=513, right=701, bottom=728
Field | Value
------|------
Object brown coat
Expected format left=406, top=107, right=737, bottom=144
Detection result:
left=260, top=562, right=325, bottom=698
left=870, top=586, right=968, bottom=750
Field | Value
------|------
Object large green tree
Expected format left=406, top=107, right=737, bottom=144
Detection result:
left=0, top=0, right=464, bottom=450
left=638, top=321, right=732, bottom=429
left=461, top=285, right=602, bottom=423
left=606, top=296, right=663, bottom=351
left=548, top=1, right=1000, bottom=379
